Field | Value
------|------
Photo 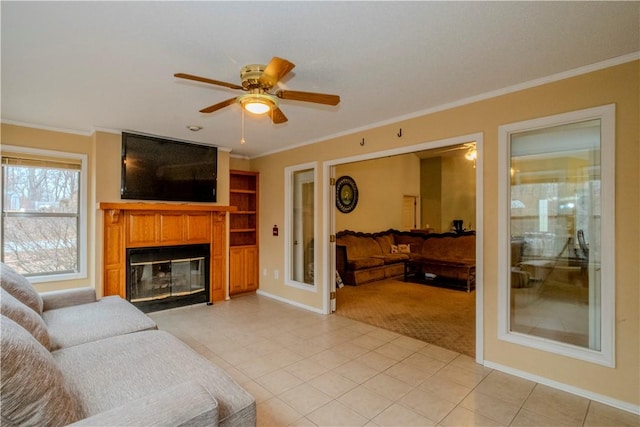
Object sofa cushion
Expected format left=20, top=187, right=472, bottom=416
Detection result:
left=69, top=380, right=219, bottom=427
left=375, top=234, right=395, bottom=254
left=1, top=315, right=84, bottom=426
left=348, top=257, right=385, bottom=270
left=0, top=288, right=51, bottom=349
left=0, top=262, right=43, bottom=314
left=337, top=235, right=383, bottom=259
left=54, top=330, right=255, bottom=427
left=43, top=295, right=157, bottom=350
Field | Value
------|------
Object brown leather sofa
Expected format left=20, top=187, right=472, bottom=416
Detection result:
left=336, top=229, right=476, bottom=290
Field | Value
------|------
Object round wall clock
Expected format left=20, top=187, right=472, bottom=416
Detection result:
left=336, top=176, right=358, bottom=213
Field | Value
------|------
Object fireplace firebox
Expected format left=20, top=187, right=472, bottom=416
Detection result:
left=126, top=244, right=210, bottom=313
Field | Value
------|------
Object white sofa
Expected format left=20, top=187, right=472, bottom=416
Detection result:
left=0, top=263, right=256, bottom=426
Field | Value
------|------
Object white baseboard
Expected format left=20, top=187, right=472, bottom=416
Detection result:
left=256, top=289, right=325, bottom=314
left=483, top=360, right=640, bottom=415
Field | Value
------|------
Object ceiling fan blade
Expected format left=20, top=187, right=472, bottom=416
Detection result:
left=174, top=73, right=243, bottom=90
left=270, top=106, right=288, bottom=124
left=199, top=97, right=237, bottom=114
left=276, top=90, right=340, bottom=106
left=259, top=57, right=295, bottom=87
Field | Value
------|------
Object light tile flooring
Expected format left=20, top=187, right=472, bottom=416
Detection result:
left=148, top=294, right=638, bottom=427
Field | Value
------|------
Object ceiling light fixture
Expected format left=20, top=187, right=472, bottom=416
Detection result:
left=186, top=125, right=203, bottom=131
left=464, top=147, right=477, bottom=161
left=238, top=93, right=278, bottom=115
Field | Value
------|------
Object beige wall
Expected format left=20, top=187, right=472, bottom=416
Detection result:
left=421, top=157, right=442, bottom=231
left=251, top=61, right=639, bottom=406
left=335, top=154, right=421, bottom=233
left=441, top=153, right=476, bottom=232
left=1, top=60, right=637, bottom=407
left=420, top=152, right=476, bottom=233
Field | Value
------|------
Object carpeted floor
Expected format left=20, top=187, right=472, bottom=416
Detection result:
left=336, top=279, right=476, bottom=357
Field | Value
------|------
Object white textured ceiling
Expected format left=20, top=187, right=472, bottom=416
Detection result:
left=2, top=1, right=638, bottom=158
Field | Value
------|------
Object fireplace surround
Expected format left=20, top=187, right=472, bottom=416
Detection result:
left=100, top=203, right=235, bottom=303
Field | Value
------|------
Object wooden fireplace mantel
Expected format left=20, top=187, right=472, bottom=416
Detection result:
left=99, top=202, right=237, bottom=303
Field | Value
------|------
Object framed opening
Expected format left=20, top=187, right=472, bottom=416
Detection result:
left=498, top=104, right=615, bottom=367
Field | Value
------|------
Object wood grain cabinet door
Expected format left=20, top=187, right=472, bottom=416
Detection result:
left=244, top=246, right=259, bottom=291
left=229, top=247, right=246, bottom=294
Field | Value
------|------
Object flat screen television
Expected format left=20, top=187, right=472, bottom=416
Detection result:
left=121, top=132, right=217, bottom=202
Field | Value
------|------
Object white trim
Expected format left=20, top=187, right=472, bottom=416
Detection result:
left=322, top=132, right=485, bottom=362
left=474, top=136, right=484, bottom=364
left=497, top=104, right=616, bottom=367
left=253, top=53, right=639, bottom=160
left=323, top=164, right=333, bottom=314
left=483, top=360, right=640, bottom=416
left=1, top=145, right=88, bottom=283
left=256, top=289, right=325, bottom=314
left=284, top=162, right=318, bottom=292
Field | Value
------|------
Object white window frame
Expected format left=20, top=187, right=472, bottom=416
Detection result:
left=497, top=105, right=615, bottom=367
left=1, top=145, right=88, bottom=283
left=284, top=162, right=318, bottom=291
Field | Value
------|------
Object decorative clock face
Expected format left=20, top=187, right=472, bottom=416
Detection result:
left=336, top=176, right=358, bottom=213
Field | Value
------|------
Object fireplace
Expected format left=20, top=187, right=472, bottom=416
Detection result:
left=126, top=244, right=210, bottom=313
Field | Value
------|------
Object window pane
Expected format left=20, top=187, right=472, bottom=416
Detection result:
left=292, top=169, right=315, bottom=285
left=3, top=165, right=79, bottom=213
left=509, top=120, right=601, bottom=350
left=2, top=162, right=80, bottom=276
left=3, top=216, right=78, bottom=275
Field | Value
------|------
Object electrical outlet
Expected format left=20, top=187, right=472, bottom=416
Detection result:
left=274, top=270, right=279, bottom=279
left=263, top=268, right=268, bottom=277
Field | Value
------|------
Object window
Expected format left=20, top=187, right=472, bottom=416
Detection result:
left=284, top=163, right=317, bottom=290
left=498, top=105, right=615, bottom=366
left=1, top=146, right=87, bottom=282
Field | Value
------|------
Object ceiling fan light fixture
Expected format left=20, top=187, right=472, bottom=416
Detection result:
left=465, top=147, right=477, bottom=161
left=238, top=93, right=277, bottom=115
left=245, top=101, right=271, bottom=115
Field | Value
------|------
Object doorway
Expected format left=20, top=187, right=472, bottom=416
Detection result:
left=324, top=133, right=484, bottom=363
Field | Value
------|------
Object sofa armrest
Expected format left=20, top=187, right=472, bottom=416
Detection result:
left=41, top=287, right=97, bottom=311
left=69, top=380, right=219, bottom=427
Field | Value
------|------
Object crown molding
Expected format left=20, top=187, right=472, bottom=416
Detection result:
left=252, top=52, right=640, bottom=159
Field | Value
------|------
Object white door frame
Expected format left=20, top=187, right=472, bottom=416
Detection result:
left=323, top=132, right=485, bottom=364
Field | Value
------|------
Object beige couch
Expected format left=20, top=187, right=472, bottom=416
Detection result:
left=0, top=262, right=256, bottom=427
left=336, top=229, right=476, bottom=290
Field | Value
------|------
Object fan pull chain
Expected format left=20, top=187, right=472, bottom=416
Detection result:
left=240, top=108, right=246, bottom=144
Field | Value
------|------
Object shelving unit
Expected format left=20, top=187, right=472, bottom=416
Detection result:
left=229, top=170, right=259, bottom=295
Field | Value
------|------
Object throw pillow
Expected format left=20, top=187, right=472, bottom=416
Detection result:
left=0, top=288, right=51, bottom=349
left=398, top=244, right=411, bottom=253
left=390, top=245, right=399, bottom=254
left=0, top=263, right=43, bottom=314
left=0, top=315, right=85, bottom=426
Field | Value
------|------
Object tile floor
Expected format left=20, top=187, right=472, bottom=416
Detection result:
left=148, top=294, right=638, bottom=427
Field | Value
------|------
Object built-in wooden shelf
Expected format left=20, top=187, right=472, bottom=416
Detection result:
left=229, top=170, right=259, bottom=295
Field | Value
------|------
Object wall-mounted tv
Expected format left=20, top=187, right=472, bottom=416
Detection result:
left=121, top=132, right=217, bottom=202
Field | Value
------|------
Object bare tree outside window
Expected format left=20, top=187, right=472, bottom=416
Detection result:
left=2, top=160, right=80, bottom=276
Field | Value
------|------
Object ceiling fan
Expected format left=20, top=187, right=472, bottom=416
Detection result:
left=175, top=57, right=340, bottom=124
